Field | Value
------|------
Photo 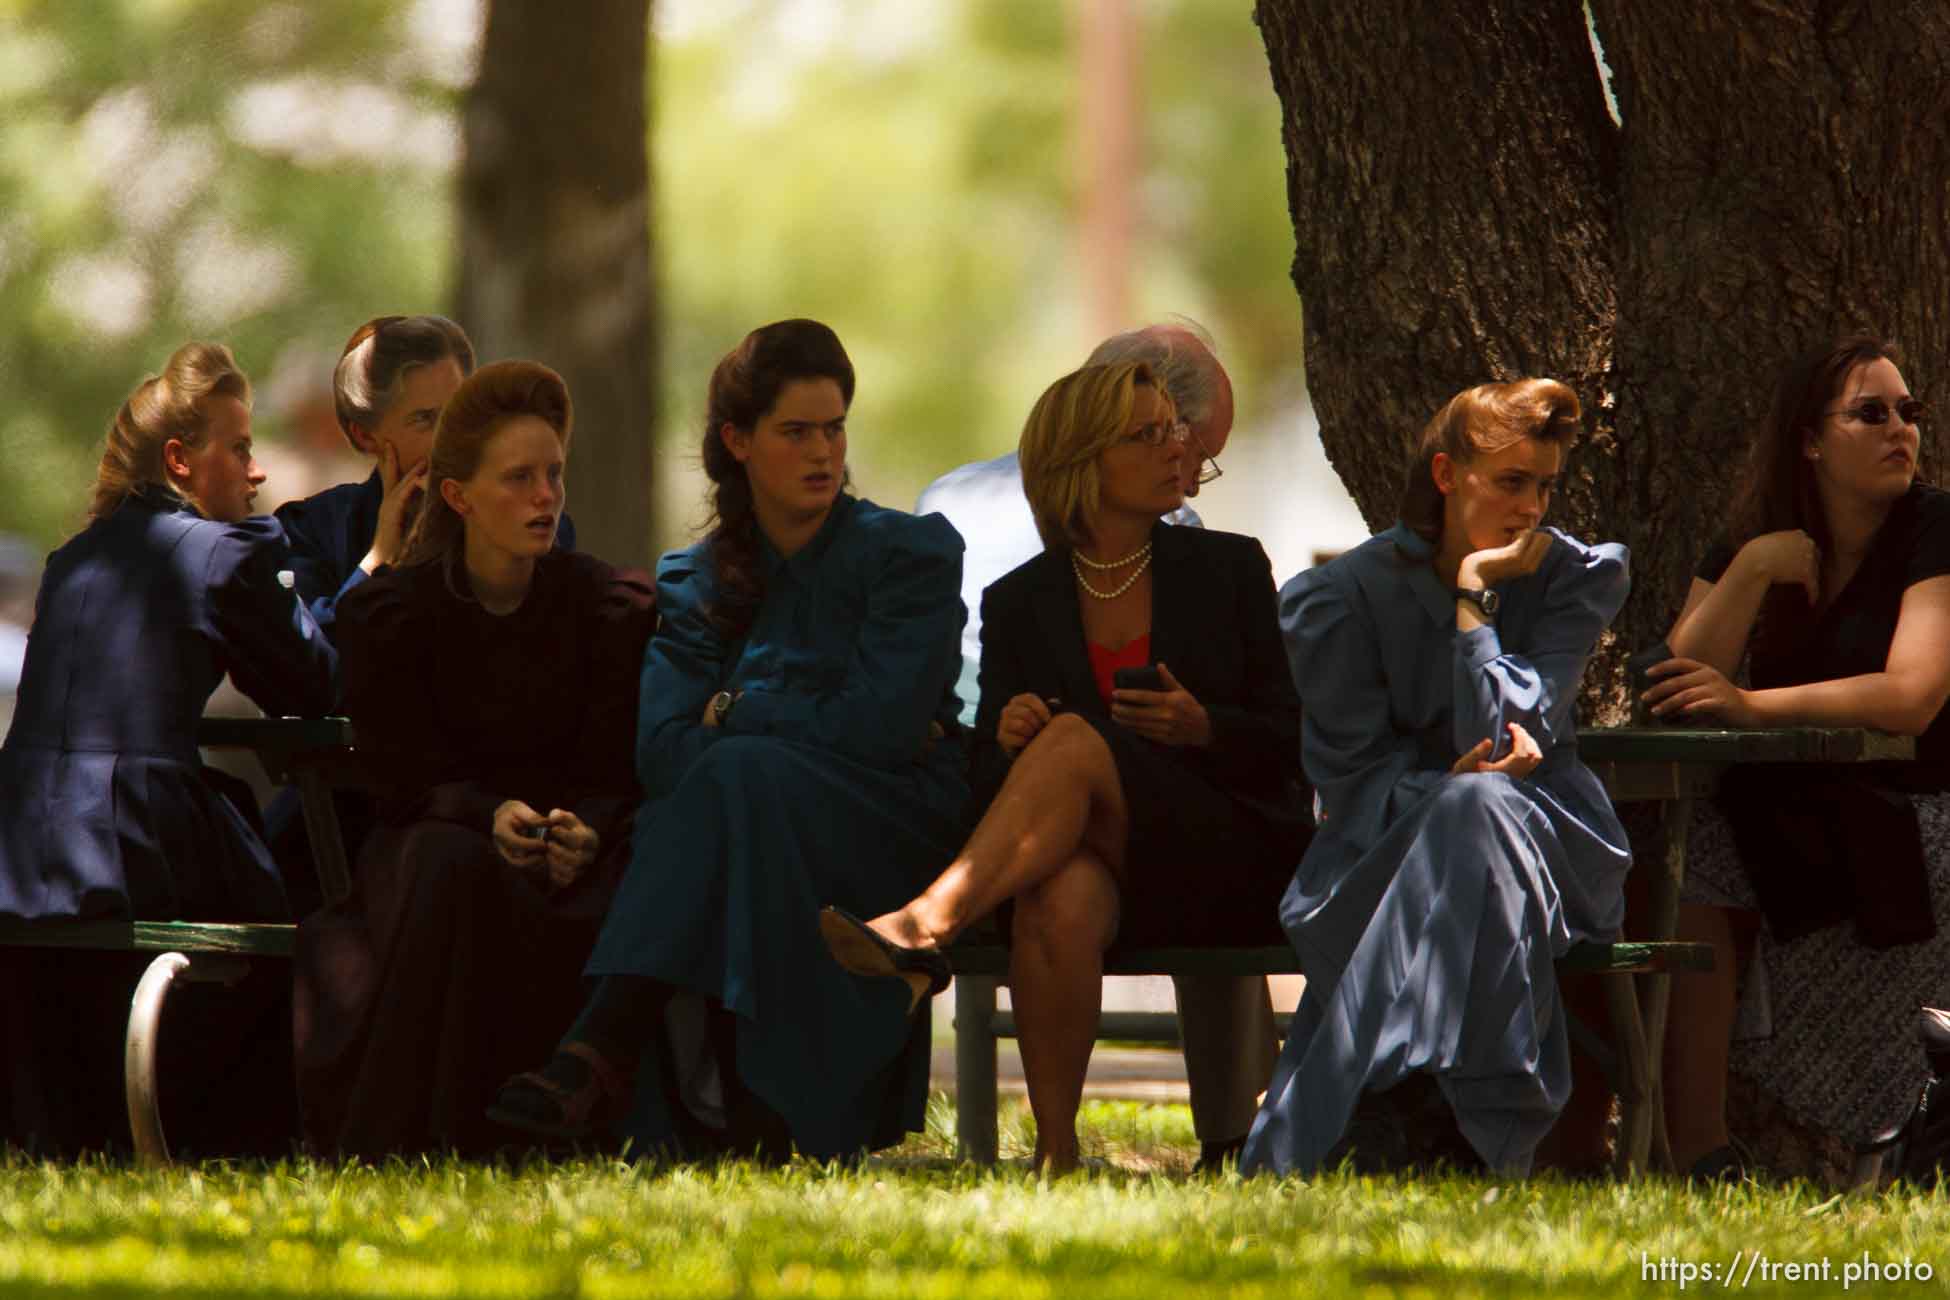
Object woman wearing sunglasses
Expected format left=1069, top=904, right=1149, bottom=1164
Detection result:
left=1644, top=336, right=1950, bottom=1183
left=820, top=360, right=1310, bottom=1173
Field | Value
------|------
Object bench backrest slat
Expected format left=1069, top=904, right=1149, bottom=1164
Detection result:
left=0, top=920, right=296, bottom=957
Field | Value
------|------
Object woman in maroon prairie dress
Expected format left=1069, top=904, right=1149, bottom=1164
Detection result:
left=294, top=361, right=654, bottom=1158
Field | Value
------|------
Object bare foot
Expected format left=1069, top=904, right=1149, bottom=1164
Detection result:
left=866, top=908, right=945, bottom=951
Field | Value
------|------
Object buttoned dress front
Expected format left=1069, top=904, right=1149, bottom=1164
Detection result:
left=1242, top=524, right=1631, bottom=1176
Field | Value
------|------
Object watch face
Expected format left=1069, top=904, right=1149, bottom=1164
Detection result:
left=1480, top=588, right=1500, bottom=616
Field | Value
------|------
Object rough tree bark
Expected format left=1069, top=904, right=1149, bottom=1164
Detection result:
left=456, top=0, right=656, bottom=568
left=1256, top=0, right=1950, bottom=717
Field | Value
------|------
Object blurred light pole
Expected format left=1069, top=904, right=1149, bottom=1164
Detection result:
left=1078, top=0, right=1137, bottom=340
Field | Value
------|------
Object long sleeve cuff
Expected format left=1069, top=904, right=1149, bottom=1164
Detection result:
left=1459, top=622, right=1504, bottom=669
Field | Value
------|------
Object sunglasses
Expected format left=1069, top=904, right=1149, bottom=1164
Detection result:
left=1827, top=397, right=1929, bottom=427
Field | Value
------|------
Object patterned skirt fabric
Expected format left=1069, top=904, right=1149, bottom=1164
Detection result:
left=1678, top=792, right=1950, bottom=1169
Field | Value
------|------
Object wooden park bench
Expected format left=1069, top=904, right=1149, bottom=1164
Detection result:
left=0, top=716, right=358, bottom=1164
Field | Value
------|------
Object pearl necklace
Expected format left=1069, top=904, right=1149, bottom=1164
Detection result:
left=1072, top=549, right=1152, bottom=599
left=1073, top=541, right=1152, bottom=571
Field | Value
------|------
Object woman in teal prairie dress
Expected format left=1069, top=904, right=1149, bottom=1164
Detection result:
left=490, top=319, right=967, bottom=1159
left=1243, top=379, right=1632, bottom=1177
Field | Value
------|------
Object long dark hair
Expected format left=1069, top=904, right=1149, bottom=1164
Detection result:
left=1730, top=334, right=1902, bottom=652
left=700, top=319, right=855, bottom=638
left=1729, top=334, right=1902, bottom=550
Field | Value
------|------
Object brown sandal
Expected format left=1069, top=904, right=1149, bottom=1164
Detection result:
left=486, top=1041, right=630, bottom=1140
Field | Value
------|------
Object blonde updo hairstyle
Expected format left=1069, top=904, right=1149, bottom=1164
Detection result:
left=398, top=360, right=573, bottom=568
left=1398, top=378, right=1582, bottom=544
left=88, top=342, right=253, bottom=522
left=1019, top=361, right=1167, bottom=551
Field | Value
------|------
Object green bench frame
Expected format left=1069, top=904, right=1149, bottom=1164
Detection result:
left=944, top=939, right=1713, bottom=1168
left=3, top=720, right=1898, bottom=1172
left=0, top=718, right=356, bottom=1164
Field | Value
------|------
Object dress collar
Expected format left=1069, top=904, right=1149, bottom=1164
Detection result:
left=760, top=492, right=857, bottom=580
left=125, top=481, right=198, bottom=518
left=1386, top=520, right=1461, bottom=628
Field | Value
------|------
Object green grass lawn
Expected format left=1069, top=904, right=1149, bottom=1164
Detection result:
left=3, top=1097, right=1948, bottom=1298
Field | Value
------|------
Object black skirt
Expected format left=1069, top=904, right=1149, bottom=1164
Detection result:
left=996, top=714, right=1309, bottom=950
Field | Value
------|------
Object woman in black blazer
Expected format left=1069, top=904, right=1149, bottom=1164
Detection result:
left=823, top=360, right=1310, bottom=1171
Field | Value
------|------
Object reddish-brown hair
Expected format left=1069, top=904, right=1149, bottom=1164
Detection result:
left=399, top=360, right=572, bottom=567
left=1398, top=378, right=1582, bottom=543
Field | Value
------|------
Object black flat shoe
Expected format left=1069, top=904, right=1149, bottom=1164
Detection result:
left=1195, top=1136, right=1246, bottom=1174
left=486, top=1041, right=629, bottom=1142
left=819, top=906, right=953, bottom=998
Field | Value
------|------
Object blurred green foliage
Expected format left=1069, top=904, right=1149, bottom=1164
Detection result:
left=0, top=0, right=452, bottom=548
left=655, top=0, right=1304, bottom=536
left=0, top=0, right=1303, bottom=556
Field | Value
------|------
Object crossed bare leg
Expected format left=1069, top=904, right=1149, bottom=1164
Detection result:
left=860, top=714, right=1131, bottom=1171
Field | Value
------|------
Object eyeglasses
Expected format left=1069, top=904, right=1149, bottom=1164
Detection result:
left=1184, top=423, right=1223, bottom=485
left=1119, top=420, right=1192, bottom=449
left=1827, top=397, right=1929, bottom=427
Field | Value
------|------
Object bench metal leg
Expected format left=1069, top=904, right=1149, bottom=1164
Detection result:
left=123, top=951, right=251, bottom=1166
left=1605, top=972, right=1655, bottom=1177
left=1638, top=795, right=1691, bottom=1174
left=297, top=768, right=354, bottom=906
left=954, top=975, right=999, bottom=1164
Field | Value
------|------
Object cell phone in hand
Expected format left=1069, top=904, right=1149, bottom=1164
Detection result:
left=518, top=822, right=552, bottom=844
left=1625, top=640, right=1677, bottom=726
left=1112, top=665, right=1166, bottom=693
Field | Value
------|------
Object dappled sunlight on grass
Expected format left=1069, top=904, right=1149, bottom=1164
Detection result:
left=3, top=1096, right=1949, bottom=1297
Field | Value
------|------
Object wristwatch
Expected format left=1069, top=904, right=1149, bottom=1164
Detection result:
left=1453, top=586, right=1500, bottom=617
left=710, top=689, right=737, bottom=726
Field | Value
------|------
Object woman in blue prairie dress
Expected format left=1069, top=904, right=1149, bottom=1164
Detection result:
left=490, top=319, right=967, bottom=1159
left=1243, top=379, right=1631, bottom=1177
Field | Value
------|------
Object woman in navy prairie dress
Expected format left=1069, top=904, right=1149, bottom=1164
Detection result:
left=490, top=319, right=967, bottom=1159
left=0, top=342, right=336, bottom=1153
left=1243, top=379, right=1631, bottom=1177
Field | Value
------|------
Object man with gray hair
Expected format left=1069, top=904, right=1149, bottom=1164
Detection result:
left=915, top=320, right=1279, bottom=1170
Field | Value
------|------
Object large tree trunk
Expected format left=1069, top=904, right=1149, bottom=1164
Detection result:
left=457, top=0, right=656, bottom=569
left=1255, top=0, right=1950, bottom=716
left=1590, top=0, right=1950, bottom=664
